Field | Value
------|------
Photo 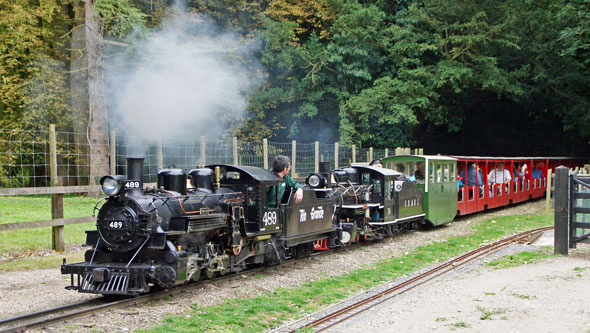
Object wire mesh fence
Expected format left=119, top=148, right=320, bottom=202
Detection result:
left=0, top=127, right=420, bottom=188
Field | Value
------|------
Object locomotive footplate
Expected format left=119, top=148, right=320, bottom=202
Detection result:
left=61, top=260, right=156, bottom=295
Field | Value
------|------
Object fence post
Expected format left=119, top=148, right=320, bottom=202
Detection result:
left=110, top=130, right=116, bottom=174
left=315, top=141, right=319, bottom=172
left=233, top=137, right=238, bottom=165
left=352, top=145, right=356, bottom=163
left=334, top=142, right=339, bottom=169
left=385, top=148, right=388, bottom=157
left=49, top=124, right=65, bottom=252
left=157, top=136, right=163, bottom=170
left=291, top=140, right=296, bottom=177
left=546, top=168, right=553, bottom=213
left=369, top=147, right=373, bottom=162
left=263, top=139, right=268, bottom=170
left=200, top=136, right=206, bottom=165
left=554, top=166, right=569, bottom=255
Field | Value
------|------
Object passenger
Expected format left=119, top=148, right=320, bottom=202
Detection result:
left=460, top=162, right=483, bottom=198
left=488, top=162, right=511, bottom=195
left=488, top=162, right=511, bottom=184
left=512, top=163, right=528, bottom=181
left=532, top=162, right=545, bottom=179
left=267, top=155, right=303, bottom=208
left=414, top=162, right=425, bottom=180
left=457, top=174, right=464, bottom=201
left=369, top=159, right=383, bottom=168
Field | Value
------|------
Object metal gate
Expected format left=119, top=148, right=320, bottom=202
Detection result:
left=554, top=166, right=590, bottom=255
left=569, top=173, right=590, bottom=247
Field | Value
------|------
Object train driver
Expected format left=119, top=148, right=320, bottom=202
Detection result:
left=268, top=155, right=303, bottom=207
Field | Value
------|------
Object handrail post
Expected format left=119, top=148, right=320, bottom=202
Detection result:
left=50, top=124, right=65, bottom=252
left=554, top=166, right=569, bottom=255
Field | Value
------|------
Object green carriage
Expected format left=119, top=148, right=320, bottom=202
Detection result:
left=382, top=155, right=457, bottom=226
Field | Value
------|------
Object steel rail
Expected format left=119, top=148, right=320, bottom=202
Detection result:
left=0, top=241, right=367, bottom=332
left=286, top=226, right=552, bottom=332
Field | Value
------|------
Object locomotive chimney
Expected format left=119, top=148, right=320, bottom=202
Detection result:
left=127, top=157, right=144, bottom=195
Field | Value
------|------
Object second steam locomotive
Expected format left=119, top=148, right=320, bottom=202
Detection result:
left=61, top=157, right=424, bottom=295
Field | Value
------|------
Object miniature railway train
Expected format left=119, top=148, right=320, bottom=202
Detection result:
left=61, top=155, right=584, bottom=295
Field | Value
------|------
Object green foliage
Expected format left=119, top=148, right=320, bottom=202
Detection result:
left=94, top=0, right=147, bottom=38
left=0, top=0, right=69, bottom=131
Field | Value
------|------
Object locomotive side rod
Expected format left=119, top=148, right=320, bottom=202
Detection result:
left=276, top=226, right=553, bottom=333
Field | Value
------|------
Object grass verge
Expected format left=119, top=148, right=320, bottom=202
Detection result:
left=142, top=213, right=553, bottom=333
left=0, top=195, right=98, bottom=253
left=0, top=251, right=85, bottom=272
left=486, top=249, right=554, bottom=269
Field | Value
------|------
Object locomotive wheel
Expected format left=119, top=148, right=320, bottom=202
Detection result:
left=205, top=268, right=218, bottom=279
left=190, top=267, right=202, bottom=282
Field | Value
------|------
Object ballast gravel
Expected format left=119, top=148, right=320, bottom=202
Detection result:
left=0, top=200, right=547, bottom=332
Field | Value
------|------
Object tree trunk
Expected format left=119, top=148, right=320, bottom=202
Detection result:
left=85, top=0, right=109, bottom=194
left=70, top=0, right=89, bottom=186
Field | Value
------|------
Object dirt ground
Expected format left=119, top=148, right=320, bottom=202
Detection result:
left=327, top=235, right=590, bottom=332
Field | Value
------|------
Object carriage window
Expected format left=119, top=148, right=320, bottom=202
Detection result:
left=362, top=173, right=371, bottom=184
left=429, top=162, right=434, bottom=183
left=226, top=171, right=240, bottom=180
left=372, top=180, right=382, bottom=193
left=451, top=164, right=456, bottom=181
left=436, top=164, right=442, bottom=183
left=247, top=186, right=257, bottom=206
left=444, top=164, right=450, bottom=182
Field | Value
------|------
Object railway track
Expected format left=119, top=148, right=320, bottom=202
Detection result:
left=275, top=226, right=552, bottom=333
left=0, top=241, right=369, bottom=332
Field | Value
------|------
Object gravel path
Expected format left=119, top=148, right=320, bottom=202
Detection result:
left=331, top=242, right=590, bottom=332
left=0, top=200, right=546, bottom=332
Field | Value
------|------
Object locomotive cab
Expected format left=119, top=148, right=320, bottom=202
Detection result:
left=203, top=165, right=284, bottom=236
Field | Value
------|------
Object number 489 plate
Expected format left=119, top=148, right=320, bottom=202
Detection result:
left=124, top=180, right=142, bottom=189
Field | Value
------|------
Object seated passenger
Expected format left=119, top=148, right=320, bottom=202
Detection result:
left=488, top=162, right=511, bottom=195
left=532, top=162, right=545, bottom=179
left=459, top=162, right=483, bottom=197
left=457, top=174, right=464, bottom=201
left=414, top=162, right=425, bottom=180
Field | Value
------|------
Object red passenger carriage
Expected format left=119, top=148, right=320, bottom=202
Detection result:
left=454, top=156, right=583, bottom=216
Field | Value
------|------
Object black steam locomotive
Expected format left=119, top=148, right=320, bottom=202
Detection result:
left=61, top=158, right=424, bottom=295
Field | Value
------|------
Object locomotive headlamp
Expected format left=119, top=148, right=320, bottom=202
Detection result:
left=100, top=175, right=126, bottom=196
left=306, top=173, right=326, bottom=188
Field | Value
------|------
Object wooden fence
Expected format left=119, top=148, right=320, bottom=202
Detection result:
left=0, top=124, right=424, bottom=252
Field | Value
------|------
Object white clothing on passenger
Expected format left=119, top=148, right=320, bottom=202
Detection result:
left=488, top=169, right=512, bottom=184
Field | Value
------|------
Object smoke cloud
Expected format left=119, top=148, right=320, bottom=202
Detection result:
left=105, top=4, right=262, bottom=146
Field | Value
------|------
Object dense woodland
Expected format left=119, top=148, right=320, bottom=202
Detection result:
left=1, top=0, right=589, bottom=160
